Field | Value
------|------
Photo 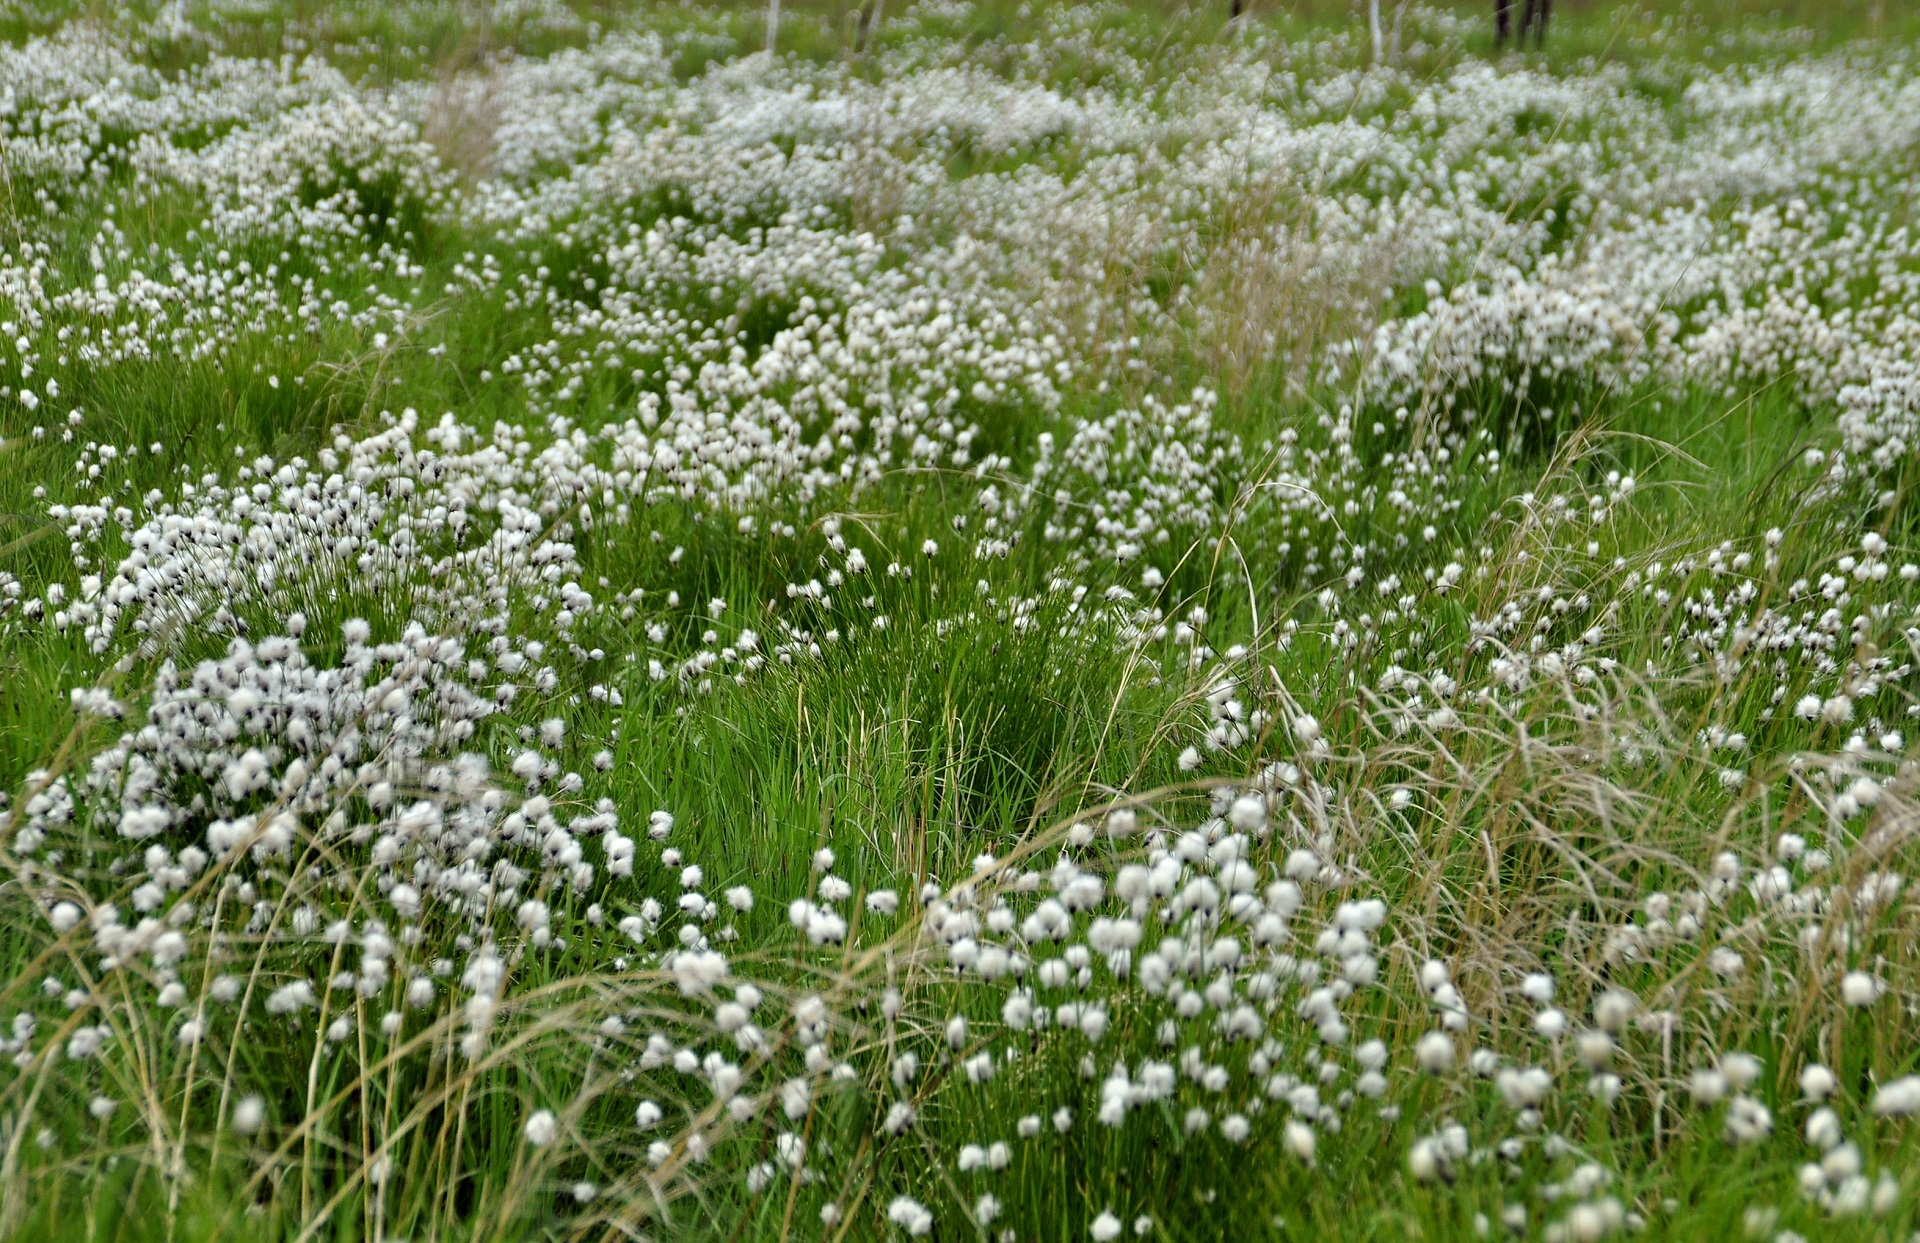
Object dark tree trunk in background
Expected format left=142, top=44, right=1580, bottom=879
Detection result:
left=855, top=0, right=882, bottom=52
left=1522, top=0, right=1550, bottom=43
left=1497, top=0, right=1549, bottom=46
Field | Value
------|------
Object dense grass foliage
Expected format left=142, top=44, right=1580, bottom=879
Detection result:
left=7, top=1, right=1920, bottom=1239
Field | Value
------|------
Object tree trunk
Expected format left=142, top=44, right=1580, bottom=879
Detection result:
left=1369, top=0, right=1383, bottom=65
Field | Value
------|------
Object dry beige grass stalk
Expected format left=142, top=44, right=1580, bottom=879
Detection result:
left=423, top=32, right=502, bottom=190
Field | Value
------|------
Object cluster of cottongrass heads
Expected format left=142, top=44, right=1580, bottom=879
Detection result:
left=5, top=601, right=1920, bottom=1239
left=10, top=0, right=1920, bottom=1238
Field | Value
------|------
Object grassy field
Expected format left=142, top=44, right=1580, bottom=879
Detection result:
left=5, top=0, right=1920, bottom=1238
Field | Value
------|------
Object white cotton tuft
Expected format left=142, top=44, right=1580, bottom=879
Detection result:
left=231, top=1095, right=266, bottom=1136
left=887, top=1196, right=932, bottom=1236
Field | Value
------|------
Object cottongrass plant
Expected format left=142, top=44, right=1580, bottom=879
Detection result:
left=13, top=574, right=1920, bottom=1240
left=7, top=0, right=1920, bottom=1238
